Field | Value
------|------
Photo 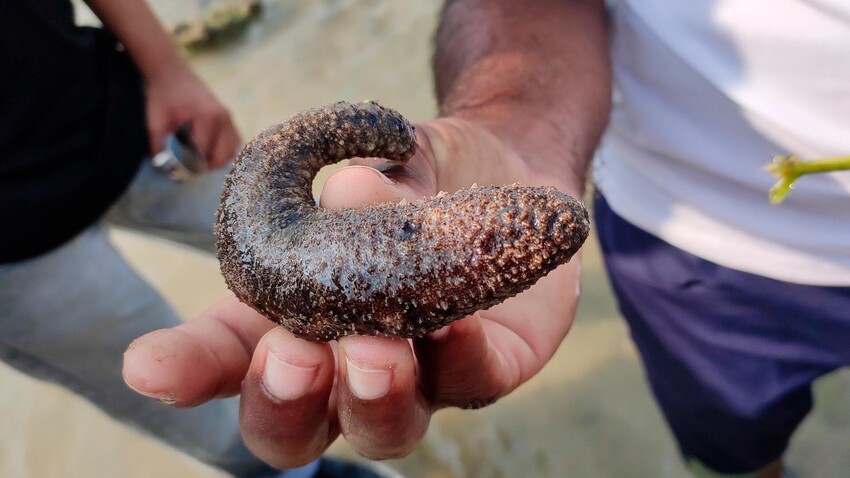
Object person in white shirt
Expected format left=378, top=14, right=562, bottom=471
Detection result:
left=591, top=2, right=850, bottom=476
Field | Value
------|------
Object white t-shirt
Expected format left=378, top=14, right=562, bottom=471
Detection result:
left=595, top=0, right=850, bottom=286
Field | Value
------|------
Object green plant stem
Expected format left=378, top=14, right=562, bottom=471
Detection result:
left=767, top=154, right=850, bottom=204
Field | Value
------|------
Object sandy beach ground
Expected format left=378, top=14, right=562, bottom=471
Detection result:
left=2, top=1, right=848, bottom=476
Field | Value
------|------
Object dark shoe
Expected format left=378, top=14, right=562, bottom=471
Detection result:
left=313, top=457, right=403, bottom=478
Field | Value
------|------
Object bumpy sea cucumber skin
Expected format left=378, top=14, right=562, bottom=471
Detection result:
left=215, top=101, right=590, bottom=342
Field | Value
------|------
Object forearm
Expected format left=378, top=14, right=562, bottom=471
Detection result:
left=433, top=0, right=611, bottom=195
left=83, top=0, right=187, bottom=81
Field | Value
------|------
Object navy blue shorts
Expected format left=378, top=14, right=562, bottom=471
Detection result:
left=594, top=194, right=850, bottom=474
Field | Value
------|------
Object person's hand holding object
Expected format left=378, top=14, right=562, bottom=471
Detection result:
left=122, top=117, right=584, bottom=468
left=83, top=0, right=241, bottom=170
left=123, top=0, right=612, bottom=468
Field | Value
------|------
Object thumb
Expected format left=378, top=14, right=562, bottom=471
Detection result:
left=123, top=297, right=275, bottom=407
left=319, top=165, right=422, bottom=210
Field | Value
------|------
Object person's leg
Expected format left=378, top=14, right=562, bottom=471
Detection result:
left=104, top=160, right=230, bottom=252
left=594, top=194, right=850, bottom=477
left=0, top=225, right=279, bottom=477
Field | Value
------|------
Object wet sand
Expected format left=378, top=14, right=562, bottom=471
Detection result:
left=2, top=1, right=848, bottom=476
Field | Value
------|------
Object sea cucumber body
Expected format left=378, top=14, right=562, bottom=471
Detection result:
left=216, top=102, right=589, bottom=341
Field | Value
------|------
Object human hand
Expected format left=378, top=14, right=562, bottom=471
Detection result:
left=80, top=0, right=241, bottom=169
left=123, top=119, right=583, bottom=468
left=144, top=60, right=241, bottom=170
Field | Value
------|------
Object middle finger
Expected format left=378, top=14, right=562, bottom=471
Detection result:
left=239, top=327, right=338, bottom=469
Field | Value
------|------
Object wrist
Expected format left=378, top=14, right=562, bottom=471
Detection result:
left=137, top=47, right=192, bottom=84
left=83, top=0, right=190, bottom=83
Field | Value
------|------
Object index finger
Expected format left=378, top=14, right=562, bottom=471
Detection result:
left=208, top=121, right=242, bottom=169
left=123, top=297, right=275, bottom=407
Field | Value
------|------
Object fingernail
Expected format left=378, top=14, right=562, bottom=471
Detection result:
left=346, top=358, right=392, bottom=400
left=428, top=324, right=452, bottom=341
left=263, top=352, right=317, bottom=401
left=377, top=170, right=397, bottom=185
left=367, top=163, right=397, bottom=184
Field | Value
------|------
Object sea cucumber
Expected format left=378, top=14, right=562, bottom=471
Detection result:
left=215, top=101, right=589, bottom=341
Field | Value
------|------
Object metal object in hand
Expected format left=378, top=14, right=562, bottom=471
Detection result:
left=151, top=125, right=206, bottom=181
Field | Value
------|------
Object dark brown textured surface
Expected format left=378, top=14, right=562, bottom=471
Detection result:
left=215, top=101, right=589, bottom=341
